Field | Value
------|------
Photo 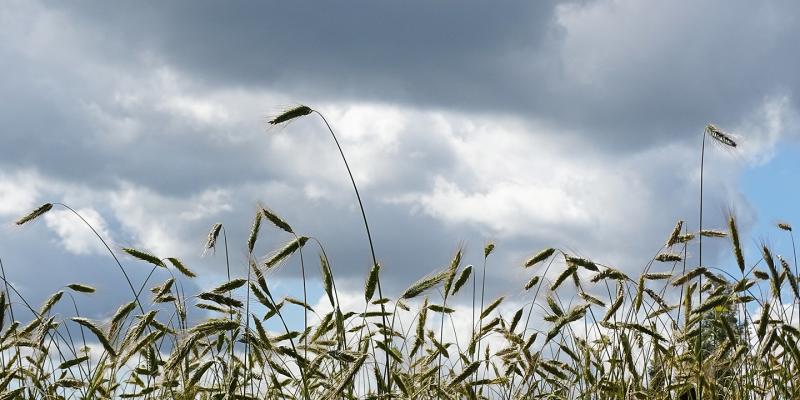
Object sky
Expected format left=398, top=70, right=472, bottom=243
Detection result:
left=1, top=0, right=800, bottom=322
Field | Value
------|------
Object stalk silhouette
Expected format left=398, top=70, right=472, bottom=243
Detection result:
left=268, top=106, right=391, bottom=392
left=697, top=124, right=737, bottom=398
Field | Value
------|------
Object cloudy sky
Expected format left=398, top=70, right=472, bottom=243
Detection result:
left=1, top=0, right=800, bottom=320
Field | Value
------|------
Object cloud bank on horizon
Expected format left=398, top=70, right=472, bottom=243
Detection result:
left=1, top=0, right=799, bottom=316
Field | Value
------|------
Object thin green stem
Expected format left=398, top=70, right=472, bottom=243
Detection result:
left=312, top=110, right=390, bottom=391
left=698, top=129, right=706, bottom=399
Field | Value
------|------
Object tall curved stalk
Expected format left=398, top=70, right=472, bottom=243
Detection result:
left=698, top=127, right=706, bottom=397
left=311, top=110, right=391, bottom=391
left=697, top=124, right=737, bottom=398
left=269, top=106, right=391, bottom=392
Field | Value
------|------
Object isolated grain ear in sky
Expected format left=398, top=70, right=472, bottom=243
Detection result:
left=1, top=0, right=799, bottom=315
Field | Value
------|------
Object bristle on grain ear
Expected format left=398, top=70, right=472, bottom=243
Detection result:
left=705, top=124, right=737, bottom=147
left=268, top=105, right=313, bottom=125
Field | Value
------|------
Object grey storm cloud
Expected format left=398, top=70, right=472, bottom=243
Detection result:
left=1, top=0, right=799, bottom=315
left=4, top=0, right=800, bottom=188
left=47, top=0, right=800, bottom=148
left=52, top=1, right=559, bottom=105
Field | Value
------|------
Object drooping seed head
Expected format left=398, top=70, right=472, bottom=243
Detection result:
left=524, top=248, right=556, bottom=268
left=263, top=236, right=309, bottom=268
left=700, top=229, right=727, bottom=238
left=364, top=262, right=380, bottom=302
left=729, top=215, right=745, bottom=273
left=443, top=248, right=463, bottom=296
left=666, top=220, right=684, bottom=247
left=247, top=211, right=263, bottom=254
left=260, top=205, right=293, bottom=234
left=122, top=247, right=165, bottom=268
left=675, top=233, right=696, bottom=244
left=777, top=222, right=793, bottom=232
left=451, top=265, right=473, bottom=296
left=203, top=223, right=223, bottom=255
left=268, top=105, right=313, bottom=125
left=67, top=284, right=96, bottom=294
left=655, top=253, right=683, bottom=262
left=166, top=257, right=196, bottom=278
left=705, top=124, right=737, bottom=147
left=524, top=275, right=540, bottom=290
left=401, top=269, right=449, bottom=299
left=15, top=203, right=53, bottom=225
left=484, top=241, right=495, bottom=258
left=565, top=256, right=599, bottom=271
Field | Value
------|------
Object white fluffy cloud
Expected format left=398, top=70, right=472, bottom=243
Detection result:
left=108, top=183, right=234, bottom=257
left=0, top=170, right=41, bottom=217
left=43, top=208, right=111, bottom=255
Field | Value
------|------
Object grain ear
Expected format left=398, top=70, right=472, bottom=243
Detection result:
left=72, top=317, right=117, bottom=357
left=705, top=124, right=737, bottom=147
left=268, top=105, right=313, bottom=125
left=15, top=203, right=53, bottom=225
left=364, top=262, right=380, bottom=302
left=203, top=223, right=223, bottom=255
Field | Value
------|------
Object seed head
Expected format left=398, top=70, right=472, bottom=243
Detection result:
left=203, top=223, right=223, bottom=255
left=666, top=220, right=684, bottom=247
left=705, top=124, right=737, bottom=147
left=484, top=241, right=495, bottom=258
left=268, top=105, right=312, bottom=125
left=15, top=203, right=53, bottom=225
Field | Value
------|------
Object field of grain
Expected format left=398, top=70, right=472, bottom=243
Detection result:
left=2, top=109, right=798, bottom=399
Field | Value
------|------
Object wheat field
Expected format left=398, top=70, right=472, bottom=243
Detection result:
left=1, top=109, right=798, bottom=399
